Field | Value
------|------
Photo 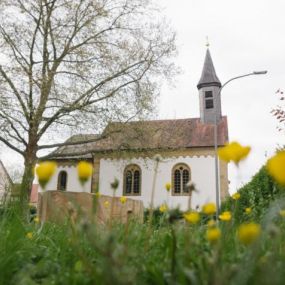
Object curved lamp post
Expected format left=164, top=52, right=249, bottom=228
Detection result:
left=214, top=70, right=267, bottom=218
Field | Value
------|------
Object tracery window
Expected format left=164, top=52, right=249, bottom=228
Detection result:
left=172, top=164, right=191, bottom=195
left=57, top=171, right=68, bottom=191
left=123, top=164, right=141, bottom=196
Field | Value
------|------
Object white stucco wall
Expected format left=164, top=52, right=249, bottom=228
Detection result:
left=34, top=156, right=217, bottom=211
left=99, top=156, right=216, bottom=211
left=37, top=165, right=92, bottom=193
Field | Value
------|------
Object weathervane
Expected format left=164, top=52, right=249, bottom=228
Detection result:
left=206, top=36, right=210, bottom=48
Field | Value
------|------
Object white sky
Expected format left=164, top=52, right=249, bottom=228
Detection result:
left=1, top=0, right=285, bottom=191
left=156, top=0, right=285, bottom=192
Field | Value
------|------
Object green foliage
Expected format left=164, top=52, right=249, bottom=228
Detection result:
left=144, top=207, right=183, bottom=226
left=222, top=166, right=285, bottom=223
left=1, top=198, right=285, bottom=285
left=3, top=165, right=285, bottom=284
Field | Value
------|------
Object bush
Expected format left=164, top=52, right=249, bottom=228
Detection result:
left=144, top=207, right=183, bottom=226
left=222, top=166, right=285, bottom=223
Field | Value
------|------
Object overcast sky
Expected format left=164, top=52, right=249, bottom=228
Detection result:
left=1, top=0, right=285, bottom=192
left=156, top=0, right=285, bottom=192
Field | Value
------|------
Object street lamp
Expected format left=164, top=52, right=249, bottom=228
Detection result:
left=214, top=70, right=268, bottom=218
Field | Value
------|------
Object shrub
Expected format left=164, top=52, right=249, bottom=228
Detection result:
left=222, top=166, right=285, bottom=223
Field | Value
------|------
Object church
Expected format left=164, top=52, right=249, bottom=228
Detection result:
left=38, top=48, right=229, bottom=210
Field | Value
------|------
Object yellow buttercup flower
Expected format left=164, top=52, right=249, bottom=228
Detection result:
left=33, top=216, right=40, bottom=224
left=36, top=161, right=57, bottom=188
left=232, top=192, right=241, bottom=200
left=26, top=232, right=33, bottom=239
left=165, top=182, right=171, bottom=192
left=218, top=141, right=251, bottom=165
left=120, top=196, right=127, bottom=204
left=202, top=203, right=216, bottom=215
left=266, top=151, right=285, bottom=186
left=184, top=212, right=200, bottom=224
left=104, top=201, right=110, bottom=208
left=245, top=207, right=252, bottom=214
left=279, top=210, right=285, bottom=217
left=95, top=192, right=101, bottom=198
left=238, top=223, right=261, bottom=245
left=77, top=161, right=92, bottom=184
left=219, top=211, right=232, bottom=222
left=159, top=204, right=168, bottom=213
left=207, top=219, right=216, bottom=227
left=206, top=227, right=221, bottom=243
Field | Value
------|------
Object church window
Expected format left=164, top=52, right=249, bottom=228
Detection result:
left=57, top=171, right=68, bottom=191
left=205, top=91, right=214, bottom=109
left=123, top=165, right=141, bottom=195
left=172, top=164, right=191, bottom=195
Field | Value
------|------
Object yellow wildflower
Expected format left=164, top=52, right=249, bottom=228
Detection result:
left=165, top=182, right=171, bottom=192
left=36, top=161, right=57, bottom=188
left=33, top=216, right=40, bottom=224
left=202, top=203, right=216, bottom=215
left=245, top=207, right=252, bottom=214
left=218, top=141, right=251, bottom=165
left=120, top=196, right=127, bottom=204
left=232, top=192, right=241, bottom=200
left=206, top=227, right=221, bottom=243
left=184, top=212, right=200, bottom=224
left=95, top=192, right=101, bottom=198
left=279, top=210, right=285, bottom=217
left=207, top=219, right=216, bottom=227
left=266, top=151, right=285, bottom=186
left=77, top=161, right=92, bottom=184
left=219, top=211, right=232, bottom=222
left=26, top=232, right=33, bottom=239
left=238, top=223, right=261, bottom=245
left=159, top=204, right=168, bottom=213
left=104, top=201, right=110, bottom=208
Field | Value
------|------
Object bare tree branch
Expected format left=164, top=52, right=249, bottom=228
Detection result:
left=0, top=136, right=24, bottom=156
left=0, top=0, right=177, bottom=199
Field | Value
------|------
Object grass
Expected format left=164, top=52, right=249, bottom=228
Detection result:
left=1, top=198, right=285, bottom=285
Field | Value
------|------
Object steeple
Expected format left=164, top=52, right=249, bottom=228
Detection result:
left=197, top=48, right=222, bottom=124
left=197, top=49, right=221, bottom=90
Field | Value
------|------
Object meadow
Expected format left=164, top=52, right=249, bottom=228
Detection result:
left=1, top=144, right=285, bottom=285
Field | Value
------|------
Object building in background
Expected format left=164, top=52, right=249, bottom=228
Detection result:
left=0, top=160, right=12, bottom=203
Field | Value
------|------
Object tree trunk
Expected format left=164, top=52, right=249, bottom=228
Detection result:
left=20, top=144, right=37, bottom=207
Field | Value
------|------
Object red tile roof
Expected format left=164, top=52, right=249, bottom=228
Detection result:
left=50, top=117, right=228, bottom=159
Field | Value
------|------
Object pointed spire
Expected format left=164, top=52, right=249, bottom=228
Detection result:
left=197, top=49, right=221, bottom=90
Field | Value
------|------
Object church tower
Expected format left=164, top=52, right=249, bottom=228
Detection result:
left=197, top=49, right=222, bottom=124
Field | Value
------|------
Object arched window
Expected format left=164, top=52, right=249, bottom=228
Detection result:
left=123, top=164, right=141, bottom=195
left=172, top=163, right=191, bottom=195
left=57, top=171, right=68, bottom=191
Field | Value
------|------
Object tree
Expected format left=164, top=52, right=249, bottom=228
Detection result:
left=0, top=0, right=176, bottom=203
left=271, top=89, right=285, bottom=132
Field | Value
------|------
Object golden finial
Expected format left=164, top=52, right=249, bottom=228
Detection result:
left=206, top=36, right=210, bottom=48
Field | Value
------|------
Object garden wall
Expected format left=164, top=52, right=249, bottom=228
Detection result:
left=37, top=191, right=144, bottom=224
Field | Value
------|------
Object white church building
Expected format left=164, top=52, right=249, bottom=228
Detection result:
left=38, top=49, right=229, bottom=210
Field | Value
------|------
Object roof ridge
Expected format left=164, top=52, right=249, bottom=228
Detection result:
left=109, top=116, right=227, bottom=125
left=109, top=117, right=200, bottom=124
